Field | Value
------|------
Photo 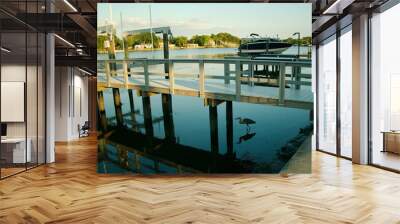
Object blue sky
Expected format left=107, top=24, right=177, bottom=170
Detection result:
left=98, top=3, right=311, bottom=39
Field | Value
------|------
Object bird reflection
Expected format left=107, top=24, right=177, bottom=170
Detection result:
left=236, top=117, right=256, bottom=144
left=237, top=131, right=256, bottom=144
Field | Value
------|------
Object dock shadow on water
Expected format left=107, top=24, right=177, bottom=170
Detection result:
left=97, top=88, right=312, bottom=174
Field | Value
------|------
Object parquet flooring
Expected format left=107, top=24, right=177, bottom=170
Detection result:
left=1, top=135, right=400, bottom=224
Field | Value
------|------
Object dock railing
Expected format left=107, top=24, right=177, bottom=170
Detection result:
left=97, top=58, right=312, bottom=107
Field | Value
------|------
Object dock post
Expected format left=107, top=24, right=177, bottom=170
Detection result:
left=291, top=65, right=295, bottom=85
left=249, top=62, right=254, bottom=86
left=97, top=90, right=108, bottom=132
left=279, top=63, right=286, bottom=105
left=128, top=90, right=137, bottom=130
left=295, top=66, right=301, bottom=90
left=135, top=154, right=141, bottom=172
left=168, top=61, right=175, bottom=94
left=144, top=60, right=149, bottom=91
left=224, top=62, right=230, bottom=84
left=112, top=88, right=124, bottom=127
left=163, top=32, right=170, bottom=75
left=142, top=94, right=154, bottom=139
left=235, top=61, right=241, bottom=101
left=98, top=138, right=107, bottom=163
left=226, top=101, right=234, bottom=157
left=199, top=60, right=205, bottom=97
left=154, top=161, right=160, bottom=173
left=123, top=60, right=129, bottom=89
left=123, top=35, right=136, bottom=121
left=209, top=102, right=219, bottom=155
left=105, top=62, right=111, bottom=87
left=162, top=93, right=176, bottom=143
left=107, top=32, right=117, bottom=72
left=118, top=146, right=129, bottom=169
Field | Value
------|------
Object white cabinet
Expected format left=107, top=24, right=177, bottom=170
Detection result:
left=1, top=138, right=31, bottom=163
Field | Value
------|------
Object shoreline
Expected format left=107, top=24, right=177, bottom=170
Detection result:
left=97, top=46, right=239, bottom=54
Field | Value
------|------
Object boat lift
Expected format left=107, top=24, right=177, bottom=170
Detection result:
left=123, top=26, right=173, bottom=74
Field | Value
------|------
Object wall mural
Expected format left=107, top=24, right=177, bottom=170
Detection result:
left=97, top=3, right=313, bottom=174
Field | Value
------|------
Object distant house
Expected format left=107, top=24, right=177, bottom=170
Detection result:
left=206, top=39, right=216, bottom=47
left=187, top=43, right=199, bottom=48
left=134, top=44, right=153, bottom=50
left=159, top=43, right=176, bottom=49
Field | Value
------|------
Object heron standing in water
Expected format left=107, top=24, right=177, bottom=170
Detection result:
left=236, top=117, right=256, bottom=126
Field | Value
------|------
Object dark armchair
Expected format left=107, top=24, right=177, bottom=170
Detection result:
left=78, top=121, right=90, bottom=138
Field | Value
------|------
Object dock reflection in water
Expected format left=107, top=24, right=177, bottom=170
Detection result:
left=97, top=88, right=312, bottom=174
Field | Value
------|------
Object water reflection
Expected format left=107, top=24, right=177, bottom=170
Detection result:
left=97, top=46, right=312, bottom=174
left=237, top=131, right=256, bottom=144
left=98, top=89, right=312, bottom=174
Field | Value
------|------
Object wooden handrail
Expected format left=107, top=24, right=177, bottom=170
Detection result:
left=98, top=58, right=312, bottom=67
left=99, top=58, right=312, bottom=106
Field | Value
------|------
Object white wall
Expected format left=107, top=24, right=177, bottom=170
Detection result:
left=1, top=63, right=46, bottom=164
left=54, top=66, right=89, bottom=141
left=1, top=64, right=26, bottom=138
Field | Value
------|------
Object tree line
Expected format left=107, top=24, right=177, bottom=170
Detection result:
left=97, top=32, right=241, bottom=51
left=97, top=33, right=312, bottom=51
left=283, top=36, right=312, bottom=46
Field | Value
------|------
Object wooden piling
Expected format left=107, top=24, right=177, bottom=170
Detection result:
left=142, top=95, right=154, bottom=138
left=226, top=101, right=233, bottom=157
left=128, top=90, right=137, bottom=130
left=209, top=103, right=219, bottom=154
left=162, top=93, right=175, bottom=143
left=224, top=62, right=230, bottom=84
left=123, top=36, right=136, bottom=116
left=107, top=33, right=117, bottom=71
left=295, top=66, right=301, bottom=90
left=169, top=62, right=175, bottom=94
left=154, top=161, right=160, bottom=173
left=112, top=88, right=124, bottom=127
left=235, top=61, right=241, bottom=101
left=144, top=60, right=149, bottom=91
left=135, top=154, right=141, bottom=172
left=117, top=146, right=129, bottom=169
left=279, top=63, right=286, bottom=105
left=98, top=137, right=107, bottom=161
left=163, top=32, right=169, bottom=75
left=123, top=60, right=129, bottom=88
left=97, top=91, right=108, bottom=131
left=199, top=60, right=205, bottom=97
left=249, top=62, right=254, bottom=86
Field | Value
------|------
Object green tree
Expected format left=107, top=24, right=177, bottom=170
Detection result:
left=97, top=35, right=108, bottom=51
left=284, top=36, right=311, bottom=46
left=211, top=32, right=240, bottom=46
left=189, top=35, right=211, bottom=46
left=125, top=32, right=160, bottom=49
left=172, top=36, right=188, bottom=47
left=97, top=35, right=123, bottom=51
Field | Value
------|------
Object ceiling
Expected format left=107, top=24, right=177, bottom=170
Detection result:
left=0, top=0, right=392, bottom=71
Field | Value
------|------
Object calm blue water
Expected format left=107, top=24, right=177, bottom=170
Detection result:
left=98, top=47, right=312, bottom=174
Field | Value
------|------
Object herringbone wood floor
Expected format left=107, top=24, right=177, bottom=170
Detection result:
left=1, top=135, right=400, bottom=224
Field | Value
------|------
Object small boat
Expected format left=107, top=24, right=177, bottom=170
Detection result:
left=238, top=34, right=292, bottom=56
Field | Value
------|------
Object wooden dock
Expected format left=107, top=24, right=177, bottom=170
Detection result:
left=97, top=58, right=313, bottom=110
left=101, top=128, right=255, bottom=173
